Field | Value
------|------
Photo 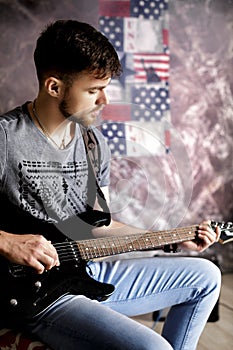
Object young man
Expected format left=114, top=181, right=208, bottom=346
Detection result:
left=0, top=20, right=221, bottom=350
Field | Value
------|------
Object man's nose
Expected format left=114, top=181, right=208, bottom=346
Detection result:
left=97, top=90, right=109, bottom=105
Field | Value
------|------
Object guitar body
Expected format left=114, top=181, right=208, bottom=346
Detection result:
left=0, top=256, right=114, bottom=326
left=0, top=214, right=232, bottom=326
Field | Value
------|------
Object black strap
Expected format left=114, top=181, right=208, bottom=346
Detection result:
left=81, top=127, right=111, bottom=226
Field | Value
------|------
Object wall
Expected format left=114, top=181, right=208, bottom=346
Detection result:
left=169, top=0, right=233, bottom=271
left=0, top=0, right=232, bottom=271
left=0, top=0, right=98, bottom=112
left=170, top=0, right=233, bottom=224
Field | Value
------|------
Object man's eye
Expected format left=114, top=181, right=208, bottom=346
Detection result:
left=89, top=90, right=97, bottom=94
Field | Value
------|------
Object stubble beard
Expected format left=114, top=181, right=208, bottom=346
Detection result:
left=59, top=98, right=104, bottom=128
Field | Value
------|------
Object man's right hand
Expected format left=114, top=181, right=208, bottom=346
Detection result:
left=0, top=231, right=60, bottom=274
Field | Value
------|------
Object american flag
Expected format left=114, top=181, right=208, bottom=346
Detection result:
left=101, top=120, right=167, bottom=156
left=133, top=53, right=169, bottom=82
left=99, top=0, right=168, bottom=19
left=131, top=86, right=170, bottom=120
left=99, top=16, right=168, bottom=54
left=102, top=85, right=169, bottom=120
left=98, top=0, right=170, bottom=156
left=101, top=97, right=170, bottom=156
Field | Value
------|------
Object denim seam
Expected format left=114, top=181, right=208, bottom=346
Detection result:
left=179, top=296, right=203, bottom=350
left=104, top=284, right=203, bottom=306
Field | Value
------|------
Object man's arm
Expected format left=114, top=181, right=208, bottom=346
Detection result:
left=0, top=123, right=55, bottom=273
left=92, top=186, right=146, bottom=237
left=0, top=186, right=219, bottom=274
left=93, top=186, right=220, bottom=251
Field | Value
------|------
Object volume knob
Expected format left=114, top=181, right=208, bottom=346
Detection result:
left=35, top=281, right=42, bottom=288
left=10, top=298, right=18, bottom=306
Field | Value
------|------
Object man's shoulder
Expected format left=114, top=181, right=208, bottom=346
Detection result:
left=0, top=103, right=28, bottom=129
left=0, top=103, right=28, bottom=121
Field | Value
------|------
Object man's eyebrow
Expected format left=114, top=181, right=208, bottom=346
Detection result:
left=88, top=83, right=110, bottom=90
left=89, top=85, right=105, bottom=89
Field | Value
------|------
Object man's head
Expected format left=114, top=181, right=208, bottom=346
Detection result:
left=34, top=19, right=122, bottom=88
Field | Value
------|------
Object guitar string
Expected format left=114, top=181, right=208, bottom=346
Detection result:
left=15, top=221, right=232, bottom=266
left=14, top=222, right=230, bottom=270
left=13, top=221, right=233, bottom=268
left=12, top=223, right=232, bottom=275
left=53, top=226, right=197, bottom=251
left=53, top=224, right=198, bottom=250
left=52, top=226, right=198, bottom=261
left=52, top=224, right=198, bottom=252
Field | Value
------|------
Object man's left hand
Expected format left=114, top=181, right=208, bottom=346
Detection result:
left=180, top=220, right=221, bottom=252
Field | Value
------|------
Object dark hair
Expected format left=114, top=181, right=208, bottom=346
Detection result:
left=34, top=19, right=122, bottom=86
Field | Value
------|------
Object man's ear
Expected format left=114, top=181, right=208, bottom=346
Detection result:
left=44, top=77, right=64, bottom=97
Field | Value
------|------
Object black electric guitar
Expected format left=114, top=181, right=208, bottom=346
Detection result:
left=0, top=220, right=232, bottom=325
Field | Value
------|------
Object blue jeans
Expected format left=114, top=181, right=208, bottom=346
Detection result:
left=24, top=256, right=221, bottom=350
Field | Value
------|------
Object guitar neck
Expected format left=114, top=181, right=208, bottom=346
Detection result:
left=76, top=225, right=198, bottom=260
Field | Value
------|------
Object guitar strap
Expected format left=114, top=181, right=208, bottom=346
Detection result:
left=81, top=126, right=111, bottom=227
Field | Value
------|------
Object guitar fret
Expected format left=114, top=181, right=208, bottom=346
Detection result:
left=75, top=225, right=199, bottom=260
left=114, top=238, right=124, bottom=253
left=107, top=238, right=117, bottom=255
left=10, top=222, right=232, bottom=279
left=4, top=220, right=230, bottom=323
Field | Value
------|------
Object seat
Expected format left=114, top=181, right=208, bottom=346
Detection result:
left=0, top=328, right=50, bottom=350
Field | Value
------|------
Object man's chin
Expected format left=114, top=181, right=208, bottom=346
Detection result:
left=70, top=115, right=96, bottom=128
left=69, top=109, right=103, bottom=127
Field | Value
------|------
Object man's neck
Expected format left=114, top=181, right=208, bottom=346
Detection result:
left=29, top=96, right=75, bottom=149
left=30, top=95, right=66, bottom=133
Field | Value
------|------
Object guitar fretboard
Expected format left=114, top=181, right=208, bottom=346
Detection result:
left=75, top=225, right=198, bottom=260
left=10, top=220, right=232, bottom=277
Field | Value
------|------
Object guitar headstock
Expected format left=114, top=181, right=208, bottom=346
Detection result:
left=211, top=220, right=233, bottom=245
